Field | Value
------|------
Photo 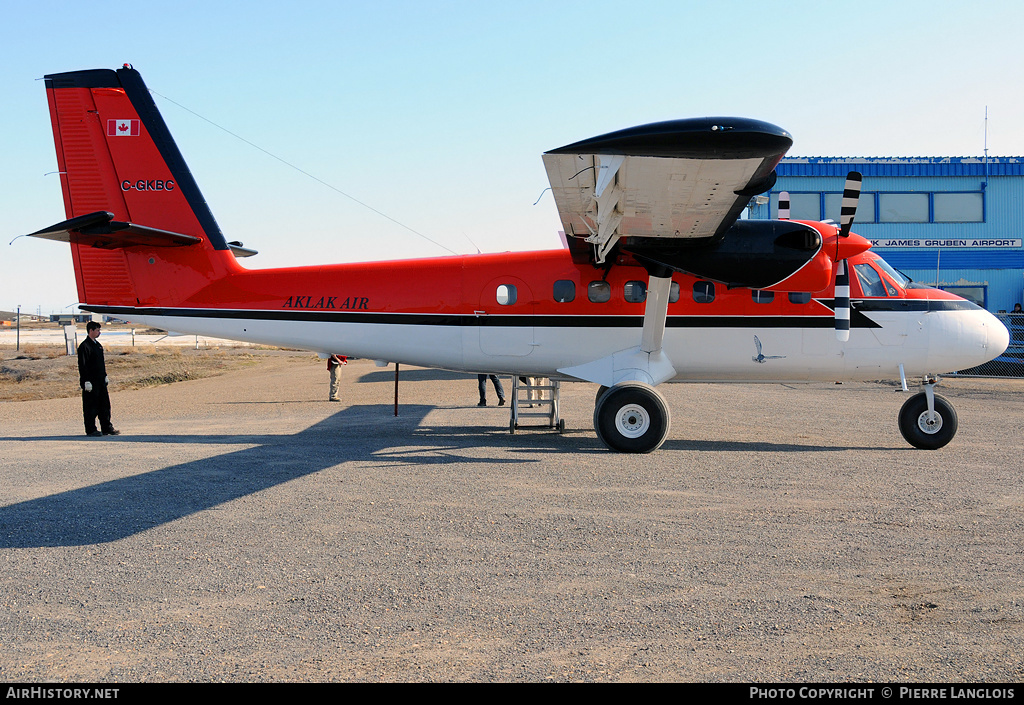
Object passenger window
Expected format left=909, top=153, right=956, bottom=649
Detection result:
left=553, top=280, right=575, bottom=303
left=624, top=280, right=647, bottom=303
left=669, top=281, right=680, bottom=303
left=752, top=290, right=775, bottom=304
left=788, top=292, right=811, bottom=304
left=496, top=284, right=517, bottom=305
left=588, top=281, right=611, bottom=303
left=854, top=263, right=887, bottom=297
left=693, top=281, right=715, bottom=304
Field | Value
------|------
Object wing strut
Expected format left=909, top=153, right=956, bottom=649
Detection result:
left=640, top=274, right=672, bottom=353
left=558, top=271, right=677, bottom=388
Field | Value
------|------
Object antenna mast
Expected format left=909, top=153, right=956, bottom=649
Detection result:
left=984, top=106, right=989, bottom=188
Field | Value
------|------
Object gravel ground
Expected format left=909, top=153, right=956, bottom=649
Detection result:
left=0, top=355, right=1022, bottom=682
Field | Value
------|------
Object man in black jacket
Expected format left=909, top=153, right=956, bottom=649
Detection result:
left=78, top=321, right=119, bottom=437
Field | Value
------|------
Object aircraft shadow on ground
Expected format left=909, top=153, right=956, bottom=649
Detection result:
left=0, top=404, right=432, bottom=548
left=355, top=368, right=478, bottom=384
left=0, top=405, right=898, bottom=548
left=0, top=405, right=614, bottom=549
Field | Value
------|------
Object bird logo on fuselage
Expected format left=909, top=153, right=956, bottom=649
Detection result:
left=752, top=335, right=786, bottom=364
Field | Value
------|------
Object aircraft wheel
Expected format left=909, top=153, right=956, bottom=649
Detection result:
left=595, top=385, right=610, bottom=406
left=593, top=383, right=670, bottom=453
left=898, top=392, right=958, bottom=450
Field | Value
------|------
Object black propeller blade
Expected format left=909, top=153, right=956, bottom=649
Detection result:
left=838, top=171, right=862, bottom=238
left=834, top=171, right=862, bottom=341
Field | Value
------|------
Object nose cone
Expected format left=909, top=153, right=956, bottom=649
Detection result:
left=987, top=310, right=1011, bottom=358
left=927, top=307, right=1009, bottom=373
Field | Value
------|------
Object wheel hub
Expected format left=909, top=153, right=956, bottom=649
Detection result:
left=615, top=403, right=650, bottom=438
left=916, top=411, right=943, bottom=434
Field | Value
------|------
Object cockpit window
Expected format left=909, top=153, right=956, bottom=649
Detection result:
left=854, top=263, right=887, bottom=297
left=873, top=257, right=910, bottom=288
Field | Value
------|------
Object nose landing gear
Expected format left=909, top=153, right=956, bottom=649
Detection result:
left=897, top=376, right=958, bottom=450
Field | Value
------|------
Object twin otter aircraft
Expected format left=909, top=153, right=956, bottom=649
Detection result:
left=28, top=66, right=1008, bottom=453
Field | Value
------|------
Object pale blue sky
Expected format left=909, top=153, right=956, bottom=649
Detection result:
left=4, top=0, right=1023, bottom=312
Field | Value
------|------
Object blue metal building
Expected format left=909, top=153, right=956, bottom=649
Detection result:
left=747, top=157, right=1024, bottom=313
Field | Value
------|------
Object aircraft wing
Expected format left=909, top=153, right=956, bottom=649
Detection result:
left=542, top=118, right=792, bottom=263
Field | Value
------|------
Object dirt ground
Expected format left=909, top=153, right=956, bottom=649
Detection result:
left=0, top=346, right=298, bottom=402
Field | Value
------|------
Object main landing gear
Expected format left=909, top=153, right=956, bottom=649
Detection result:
left=593, top=382, right=671, bottom=453
left=897, top=377, right=958, bottom=450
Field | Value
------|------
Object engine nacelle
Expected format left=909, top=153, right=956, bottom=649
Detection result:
left=625, top=220, right=830, bottom=291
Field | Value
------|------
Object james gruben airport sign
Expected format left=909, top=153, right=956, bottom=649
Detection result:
left=870, top=238, right=1022, bottom=248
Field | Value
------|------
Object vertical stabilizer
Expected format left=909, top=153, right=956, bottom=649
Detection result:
left=44, top=66, right=236, bottom=308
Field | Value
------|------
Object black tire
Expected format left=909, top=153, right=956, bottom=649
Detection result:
left=593, top=382, right=671, bottom=453
left=898, top=392, right=958, bottom=450
left=595, top=385, right=610, bottom=406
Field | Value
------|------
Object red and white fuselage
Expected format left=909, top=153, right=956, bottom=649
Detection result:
left=96, top=243, right=1007, bottom=384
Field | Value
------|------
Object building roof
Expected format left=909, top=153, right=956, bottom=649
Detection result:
left=778, top=156, right=1024, bottom=178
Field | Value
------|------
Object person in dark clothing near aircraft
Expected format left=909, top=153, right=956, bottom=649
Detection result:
left=477, top=374, right=505, bottom=406
left=1011, top=303, right=1024, bottom=343
left=78, top=321, right=119, bottom=437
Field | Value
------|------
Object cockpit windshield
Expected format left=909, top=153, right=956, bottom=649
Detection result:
left=854, top=263, right=888, bottom=297
left=873, top=256, right=910, bottom=288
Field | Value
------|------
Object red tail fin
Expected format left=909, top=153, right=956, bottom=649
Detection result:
left=44, top=66, right=237, bottom=308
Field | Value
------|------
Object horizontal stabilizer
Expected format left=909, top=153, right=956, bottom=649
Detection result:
left=26, top=211, right=201, bottom=249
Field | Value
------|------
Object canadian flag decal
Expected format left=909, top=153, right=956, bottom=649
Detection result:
left=107, top=119, right=141, bottom=137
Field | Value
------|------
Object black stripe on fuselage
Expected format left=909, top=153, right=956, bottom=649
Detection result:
left=853, top=299, right=981, bottom=312
left=82, top=304, right=899, bottom=329
left=815, top=298, right=982, bottom=313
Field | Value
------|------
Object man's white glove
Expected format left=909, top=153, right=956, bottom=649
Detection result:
left=105, top=376, right=109, bottom=385
left=84, top=381, right=93, bottom=392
